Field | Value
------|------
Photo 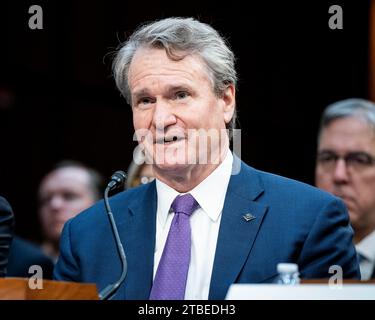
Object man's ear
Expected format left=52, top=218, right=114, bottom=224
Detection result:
left=222, top=84, right=236, bottom=124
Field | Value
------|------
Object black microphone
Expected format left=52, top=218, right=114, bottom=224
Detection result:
left=99, top=170, right=128, bottom=300
left=107, top=171, right=127, bottom=191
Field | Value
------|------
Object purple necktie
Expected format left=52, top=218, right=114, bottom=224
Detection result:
left=149, top=193, right=199, bottom=300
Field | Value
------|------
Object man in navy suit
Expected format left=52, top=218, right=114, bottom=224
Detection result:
left=54, top=17, right=360, bottom=299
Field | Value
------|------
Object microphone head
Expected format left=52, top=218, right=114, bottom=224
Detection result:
left=107, top=170, right=127, bottom=190
left=111, top=170, right=127, bottom=186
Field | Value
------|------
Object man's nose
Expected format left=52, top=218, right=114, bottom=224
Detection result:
left=152, top=100, right=177, bottom=131
left=49, top=196, right=64, bottom=209
left=332, top=158, right=350, bottom=184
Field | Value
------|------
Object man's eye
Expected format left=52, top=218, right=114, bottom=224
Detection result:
left=139, top=97, right=153, bottom=105
left=349, top=154, right=373, bottom=165
left=39, top=197, right=51, bottom=206
left=175, top=91, right=189, bottom=99
left=63, top=192, right=79, bottom=201
left=317, top=153, right=336, bottom=162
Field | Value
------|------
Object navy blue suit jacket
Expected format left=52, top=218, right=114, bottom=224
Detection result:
left=54, top=159, right=360, bottom=299
left=7, top=236, right=54, bottom=279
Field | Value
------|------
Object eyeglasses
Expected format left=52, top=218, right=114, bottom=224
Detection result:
left=316, top=151, right=375, bottom=171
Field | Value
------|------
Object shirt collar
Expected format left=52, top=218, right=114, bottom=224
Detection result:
left=356, top=229, right=375, bottom=263
left=156, top=150, right=233, bottom=227
left=156, top=178, right=180, bottom=228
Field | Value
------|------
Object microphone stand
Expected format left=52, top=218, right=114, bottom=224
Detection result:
left=99, top=179, right=128, bottom=300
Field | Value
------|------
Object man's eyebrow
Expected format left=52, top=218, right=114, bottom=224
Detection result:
left=132, top=89, right=151, bottom=100
left=132, top=85, right=194, bottom=99
left=317, top=149, right=373, bottom=156
left=166, top=85, right=193, bottom=94
left=317, top=149, right=335, bottom=154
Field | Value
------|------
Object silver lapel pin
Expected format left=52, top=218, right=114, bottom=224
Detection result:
left=243, top=213, right=255, bottom=222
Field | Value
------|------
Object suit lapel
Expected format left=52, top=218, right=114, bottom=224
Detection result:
left=120, top=182, right=157, bottom=299
left=209, top=159, right=268, bottom=300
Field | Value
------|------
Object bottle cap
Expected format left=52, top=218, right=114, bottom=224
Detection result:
left=277, top=263, right=298, bottom=273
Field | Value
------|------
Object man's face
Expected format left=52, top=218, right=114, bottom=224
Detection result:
left=128, top=48, right=235, bottom=177
left=315, top=117, right=375, bottom=233
left=39, top=167, right=96, bottom=243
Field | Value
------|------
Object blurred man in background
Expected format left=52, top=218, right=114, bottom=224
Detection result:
left=316, top=98, right=375, bottom=280
left=7, top=161, right=103, bottom=279
left=37, top=161, right=104, bottom=260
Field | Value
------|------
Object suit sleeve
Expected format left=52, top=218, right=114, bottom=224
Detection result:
left=298, top=197, right=360, bottom=279
left=53, top=219, right=81, bottom=282
left=0, top=196, right=14, bottom=277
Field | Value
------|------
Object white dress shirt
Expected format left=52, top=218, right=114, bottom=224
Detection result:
left=356, top=230, right=375, bottom=280
left=154, top=150, right=233, bottom=299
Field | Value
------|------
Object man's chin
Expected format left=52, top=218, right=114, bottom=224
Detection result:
left=348, top=211, right=360, bottom=224
left=153, top=160, right=190, bottom=173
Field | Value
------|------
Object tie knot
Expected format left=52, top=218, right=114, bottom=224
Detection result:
left=171, top=193, right=199, bottom=217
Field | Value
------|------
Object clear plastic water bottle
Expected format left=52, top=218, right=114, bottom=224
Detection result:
left=276, top=263, right=300, bottom=285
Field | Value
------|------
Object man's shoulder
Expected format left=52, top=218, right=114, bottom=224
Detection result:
left=7, top=236, right=54, bottom=278
left=10, top=237, right=45, bottom=257
left=68, top=182, right=154, bottom=227
left=233, top=161, right=349, bottom=234
left=237, top=160, right=340, bottom=205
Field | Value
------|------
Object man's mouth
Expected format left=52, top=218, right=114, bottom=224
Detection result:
left=333, top=192, right=355, bottom=208
left=155, top=136, right=184, bottom=144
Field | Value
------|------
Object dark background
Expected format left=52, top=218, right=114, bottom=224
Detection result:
left=0, top=1, right=371, bottom=242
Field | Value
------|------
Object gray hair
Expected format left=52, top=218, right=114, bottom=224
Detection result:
left=318, top=98, right=375, bottom=141
left=112, top=17, right=238, bottom=133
